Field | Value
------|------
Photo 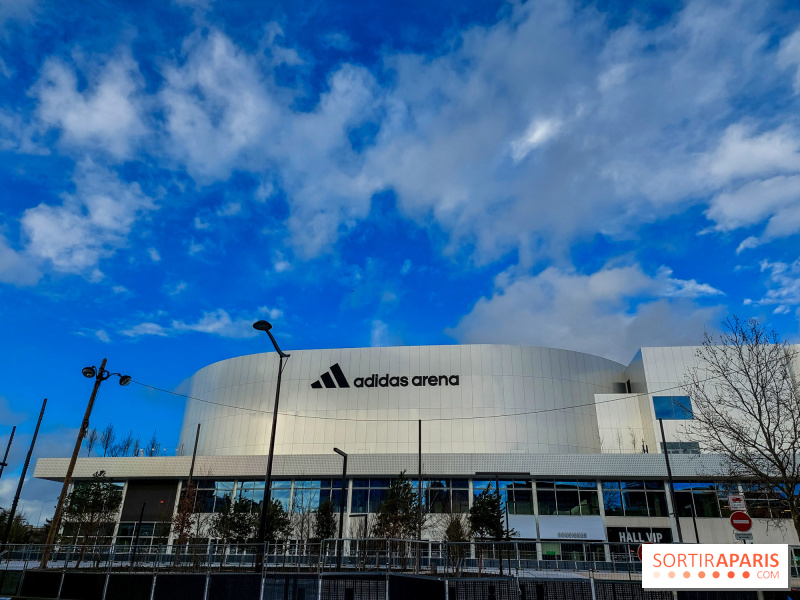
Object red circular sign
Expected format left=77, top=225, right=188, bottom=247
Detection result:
left=730, top=511, right=752, bottom=532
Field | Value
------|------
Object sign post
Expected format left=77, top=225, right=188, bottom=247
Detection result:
left=730, top=511, right=752, bottom=532
left=728, top=495, right=747, bottom=512
left=730, top=510, right=752, bottom=544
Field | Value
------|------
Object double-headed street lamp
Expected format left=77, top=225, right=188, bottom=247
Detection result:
left=333, top=447, right=348, bottom=569
left=253, top=321, right=290, bottom=566
left=40, top=358, right=131, bottom=568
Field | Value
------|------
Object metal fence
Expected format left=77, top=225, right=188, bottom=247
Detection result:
left=4, top=541, right=800, bottom=575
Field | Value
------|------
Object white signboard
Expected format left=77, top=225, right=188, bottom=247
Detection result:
left=506, top=515, right=537, bottom=539
left=642, top=544, right=789, bottom=590
left=735, top=532, right=754, bottom=541
left=728, top=495, right=747, bottom=511
left=537, top=516, right=606, bottom=541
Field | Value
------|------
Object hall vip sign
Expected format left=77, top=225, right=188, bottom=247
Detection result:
left=641, top=545, right=790, bottom=591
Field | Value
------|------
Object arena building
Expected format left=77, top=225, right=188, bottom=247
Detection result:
left=33, top=344, right=800, bottom=560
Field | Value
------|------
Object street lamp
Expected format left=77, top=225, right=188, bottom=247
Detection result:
left=333, top=447, right=348, bottom=569
left=40, top=358, right=130, bottom=568
left=253, top=320, right=290, bottom=567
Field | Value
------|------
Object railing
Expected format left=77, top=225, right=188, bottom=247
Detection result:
left=2, top=541, right=800, bottom=577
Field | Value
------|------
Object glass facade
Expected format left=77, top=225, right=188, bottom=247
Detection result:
left=673, top=481, right=727, bottom=518
left=652, top=396, right=693, bottom=420
left=424, top=479, right=471, bottom=513
left=473, top=480, right=534, bottom=515
left=351, top=478, right=392, bottom=514
left=601, top=481, right=667, bottom=517
left=537, top=480, right=600, bottom=516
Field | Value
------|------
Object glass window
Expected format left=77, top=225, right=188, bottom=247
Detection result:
left=368, top=489, right=387, bottom=512
left=653, top=396, right=693, bottom=420
left=693, top=492, right=721, bottom=517
left=555, top=481, right=578, bottom=489
left=580, top=491, right=600, bottom=516
left=622, top=491, right=648, bottom=517
left=602, top=491, right=623, bottom=516
left=509, top=489, right=533, bottom=515
left=452, top=490, right=470, bottom=513
left=451, top=479, right=470, bottom=489
left=675, top=491, right=694, bottom=517
left=621, top=481, right=646, bottom=490
left=426, top=482, right=449, bottom=513
left=536, top=480, right=555, bottom=489
left=647, top=492, right=668, bottom=517
left=556, top=490, right=580, bottom=515
left=601, top=480, right=620, bottom=489
left=576, top=481, right=597, bottom=489
left=351, top=489, right=368, bottom=514
left=271, top=489, right=291, bottom=511
left=195, top=489, right=215, bottom=513
left=538, top=490, right=557, bottom=515
left=541, top=542, right=560, bottom=559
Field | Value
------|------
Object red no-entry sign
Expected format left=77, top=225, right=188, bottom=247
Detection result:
left=730, top=511, right=752, bottom=532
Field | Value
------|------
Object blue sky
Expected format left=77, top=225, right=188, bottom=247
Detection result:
left=2, top=0, right=800, bottom=520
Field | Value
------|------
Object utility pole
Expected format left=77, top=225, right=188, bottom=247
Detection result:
left=417, top=419, right=422, bottom=573
left=130, top=502, right=146, bottom=570
left=1, top=400, right=45, bottom=549
left=41, top=358, right=131, bottom=568
left=177, top=424, right=201, bottom=548
left=0, top=425, right=15, bottom=481
left=659, top=418, right=684, bottom=544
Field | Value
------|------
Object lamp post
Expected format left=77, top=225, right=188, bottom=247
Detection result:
left=253, top=320, right=290, bottom=569
left=40, top=359, right=131, bottom=568
left=333, top=447, right=348, bottom=569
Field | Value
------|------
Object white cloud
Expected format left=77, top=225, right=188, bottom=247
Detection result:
left=20, top=160, right=155, bottom=276
left=254, top=181, right=274, bottom=202
left=193, top=216, right=210, bottom=230
left=172, top=309, right=259, bottom=338
left=0, top=0, right=37, bottom=31
left=0, top=234, right=40, bottom=285
left=271, top=252, right=291, bottom=273
left=120, top=322, right=169, bottom=337
left=777, top=29, right=800, bottom=94
left=95, top=329, right=111, bottom=343
left=9, top=0, right=800, bottom=275
left=702, top=124, right=800, bottom=185
left=449, top=263, right=724, bottom=363
left=166, top=281, right=187, bottom=296
left=33, top=52, right=147, bottom=158
left=216, top=202, right=241, bottom=217
left=121, top=308, right=275, bottom=339
left=705, top=175, right=800, bottom=239
left=370, top=319, right=400, bottom=347
left=510, top=117, right=562, bottom=163
left=257, top=305, right=283, bottom=320
left=401, top=259, right=412, bottom=275
left=755, top=259, right=800, bottom=308
left=148, top=247, right=161, bottom=262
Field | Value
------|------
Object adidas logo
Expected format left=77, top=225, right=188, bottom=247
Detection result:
left=311, top=363, right=350, bottom=389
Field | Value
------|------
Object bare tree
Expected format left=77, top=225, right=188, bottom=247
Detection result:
left=99, top=424, right=115, bottom=457
left=118, top=431, right=135, bottom=457
left=146, top=432, right=161, bottom=457
left=685, top=316, right=800, bottom=538
left=84, top=429, right=98, bottom=457
left=132, top=437, right=142, bottom=457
